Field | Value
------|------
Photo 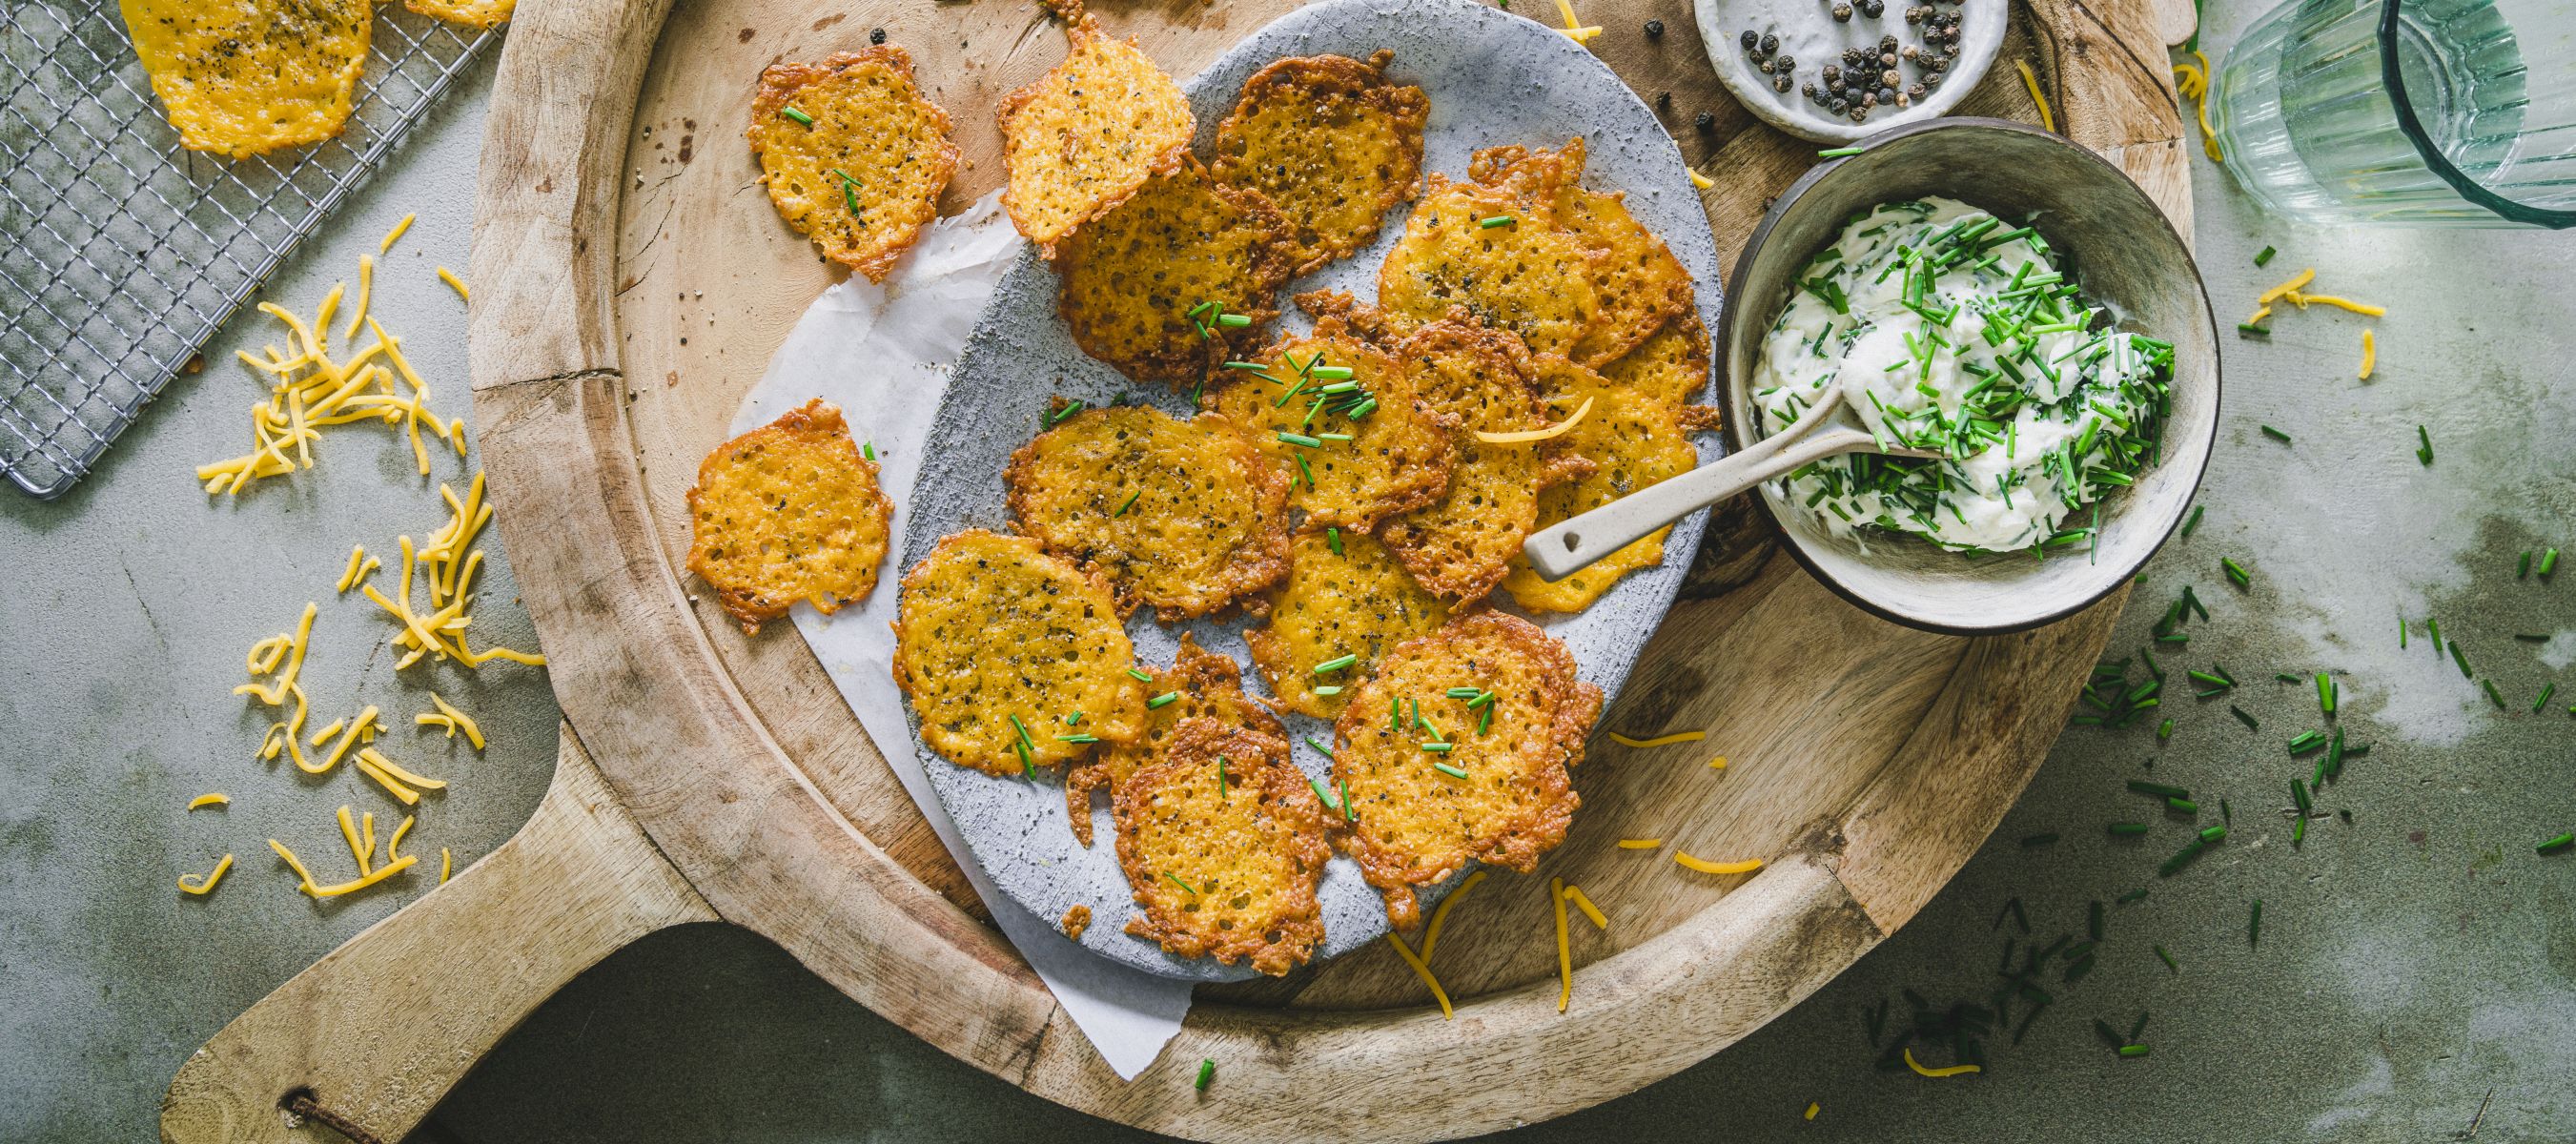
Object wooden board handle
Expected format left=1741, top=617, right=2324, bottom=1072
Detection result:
left=159, top=730, right=715, bottom=1144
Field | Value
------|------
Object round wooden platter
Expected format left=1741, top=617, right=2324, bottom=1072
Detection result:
left=160, top=0, right=2193, bottom=1140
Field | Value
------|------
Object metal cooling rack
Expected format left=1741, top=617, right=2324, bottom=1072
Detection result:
left=0, top=3, right=498, bottom=500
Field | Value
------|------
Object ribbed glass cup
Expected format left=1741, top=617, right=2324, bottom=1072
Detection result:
left=2212, top=0, right=2576, bottom=227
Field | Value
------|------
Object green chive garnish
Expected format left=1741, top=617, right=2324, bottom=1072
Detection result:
left=2452, top=641, right=2475, bottom=679
left=2317, top=672, right=2336, bottom=714
left=2253, top=245, right=2277, bottom=266
left=2181, top=504, right=2204, bottom=537
left=1305, top=737, right=1336, bottom=761
left=1312, top=685, right=1342, bottom=696
left=2535, top=683, right=2557, bottom=713
left=1127, top=667, right=1152, bottom=682
left=2089, top=899, right=2105, bottom=940
left=1311, top=778, right=1338, bottom=811
left=2167, top=797, right=2198, bottom=814
left=1057, top=733, right=1101, bottom=744
left=1341, top=778, right=1353, bottom=822
left=2117, top=888, right=2148, bottom=905
left=1313, top=654, right=1359, bottom=673
left=2118, top=1044, right=2152, bottom=1058
left=1167, top=872, right=1198, bottom=894
left=1223, top=360, right=1267, bottom=371
left=2259, top=425, right=2292, bottom=444
left=1147, top=691, right=1179, bottom=708
left=2020, top=832, right=2059, bottom=848
left=1047, top=399, right=1087, bottom=424
left=2157, top=719, right=2174, bottom=740
left=1434, top=762, right=1469, bottom=778
left=1216, top=755, right=1228, bottom=796
left=2155, top=944, right=2178, bottom=971
left=1114, top=489, right=1141, bottom=516
left=2221, top=558, right=2250, bottom=587
left=1478, top=214, right=1516, bottom=228
left=1445, top=687, right=1483, bottom=699
left=1278, top=431, right=1323, bottom=447
left=2415, top=425, right=2434, bottom=465
left=2543, top=547, right=2561, bottom=577
left=2482, top=679, right=2507, bottom=708
left=1009, top=713, right=1035, bottom=749
left=1216, top=314, right=1252, bottom=329
left=2231, top=705, right=2259, bottom=730
left=1065, top=711, right=1083, bottom=725
left=781, top=106, right=814, bottom=125
left=1817, top=146, right=1865, bottom=157
left=1476, top=704, right=1493, bottom=736
left=1327, top=526, right=1342, bottom=555
left=1312, top=366, right=1355, bottom=380
left=2248, top=899, right=2262, bottom=948
left=1196, top=1059, right=1216, bottom=1091
left=2109, top=822, right=2151, bottom=835
left=1187, top=299, right=1220, bottom=320
left=863, top=441, right=877, bottom=460
left=2541, top=833, right=2575, bottom=854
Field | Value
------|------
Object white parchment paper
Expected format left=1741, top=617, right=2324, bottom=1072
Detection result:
left=730, top=193, right=1192, bottom=1080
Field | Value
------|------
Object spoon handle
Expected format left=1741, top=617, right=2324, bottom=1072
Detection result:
left=1522, top=424, right=1883, bottom=582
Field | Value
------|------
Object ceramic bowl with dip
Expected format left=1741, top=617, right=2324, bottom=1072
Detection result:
left=1524, top=118, right=2218, bottom=635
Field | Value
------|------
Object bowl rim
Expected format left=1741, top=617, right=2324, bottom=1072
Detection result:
left=1715, top=115, right=2222, bottom=637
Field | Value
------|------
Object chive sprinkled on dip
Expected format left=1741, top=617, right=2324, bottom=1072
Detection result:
left=1750, top=198, right=2176, bottom=554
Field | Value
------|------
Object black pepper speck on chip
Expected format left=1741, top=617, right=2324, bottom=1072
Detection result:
left=1694, top=111, right=1715, bottom=131
left=869, top=27, right=887, bottom=44
left=1645, top=18, right=1665, bottom=37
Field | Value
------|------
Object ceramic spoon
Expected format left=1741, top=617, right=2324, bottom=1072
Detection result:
left=1521, top=380, right=1940, bottom=582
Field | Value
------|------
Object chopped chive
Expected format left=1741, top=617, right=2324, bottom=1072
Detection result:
left=1340, top=778, right=1353, bottom=822
left=1445, top=686, right=1484, bottom=699
left=1065, top=711, right=1083, bottom=725
left=2220, top=797, right=2232, bottom=824
left=1817, top=146, right=1866, bottom=157
left=2155, top=944, right=2178, bottom=971
left=1127, top=667, right=1153, bottom=682
left=1047, top=399, right=1087, bottom=424
left=2020, top=832, right=2060, bottom=848
left=2221, top=558, right=2251, bottom=588
left=2482, top=679, right=2508, bottom=708
left=1313, top=685, right=1343, bottom=696
left=1313, top=653, right=1359, bottom=673
left=780, top=106, right=814, bottom=125
left=2536, top=684, right=2557, bottom=713
left=863, top=441, right=877, bottom=460
left=2089, top=900, right=2105, bottom=941
left=2181, top=504, right=2205, bottom=537
left=2415, top=425, right=2434, bottom=465
left=1277, top=431, right=1323, bottom=447
left=2287, top=729, right=2326, bottom=754
left=1187, top=299, right=1221, bottom=320
left=2109, top=822, right=2151, bottom=835
left=1434, top=762, right=1469, bottom=779
left=2543, top=547, right=2562, bottom=577
left=2231, top=705, right=2259, bottom=730
left=1056, top=732, right=1101, bottom=745
left=2290, top=777, right=2312, bottom=815
left=2167, top=797, right=2198, bottom=814
left=2158, top=839, right=2209, bottom=877
left=1478, top=214, right=1516, bottom=228
left=2093, top=1018, right=2126, bottom=1050
left=2253, top=245, right=2278, bottom=267
left=1009, top=713, right=1035, bottom=749
left=2259, top=425, right=2292, bottom=444
left=1216, top=754, right=1228, bottom=796
left=1167, top=872, right=1198, bottom=895
left=2452, top=641, right=2475, bottom=679
left=2127, top=780, right=2191, bottom=799
left=2317, top=672, right=2336, bottom=714
left=2522, top=551, right=2534, bottom=579
left=2157, top=719, right=2174, bottom=740
left=1326, top=526, right=1342, bottom=555
left=1476, top=704, right=1493, bottom=735
left=2237, top=322, right=2271, bottom=336
left=1420, top=742, right=1455, bottom=753
left=2118, top=1044, right=2152, bottom=1058
left=1222, top=360, right=1267, bottom=371
left=1312, top=365, right=1355, bottom=381
left=1147, top=691, right=1179, bottom=709
left=2541, top=833, right=2575, bottom=854
left=1114, top=489, right=1142, bottom=516
left=1015, top=740, right=1034, bottom=778
left=2248, top=899, right=2262, bottom=948
left=1216, top=313, right=1252, bottom=329
left=1196, top=1059, right=1216, bottom=1090
left=2201, top=825, right=2228, bottom=843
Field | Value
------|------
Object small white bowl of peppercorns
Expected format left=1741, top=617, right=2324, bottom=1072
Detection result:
left=1693, top=0, right=2004, bottom=142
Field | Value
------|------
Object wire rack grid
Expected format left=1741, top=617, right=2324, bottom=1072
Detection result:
left=0, top=2, right=499, bottom=500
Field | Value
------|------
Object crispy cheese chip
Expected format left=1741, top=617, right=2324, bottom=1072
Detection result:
left=997, top=0, right=1196, bottom=251
left=1067, top=634, right=1284, bottom=846
left=403, top=0, right=513, bottom=30
left=1378, top=318, right=1593, bottom=603
left=1378, top=172, right=1601, bottom=357
left=1198, top=320, right=1453, bottom=532
left=749, top=47, right=958, bottom=282
left=1244, top=529, right=1449, bottom=719
left=1210, top=51, right=1430, bottom=276
left=1474, top=138, right=1696, bottom=365
left=119, top=0, right=371, bottom=159
left=685, top=399, right=894, bottom=636
left=1116, top=717, right=1331, bottom=975
left=1503, top=357, right=1711, bottom=613
left=1333, top=611, right=1602, bottom=930
left=1055, top=159, right=1296, bottom=385
left=893, top=530, right=1149, bottom=777
left=1006, top=404, right=1292, bottom=620
left=1599, top=312, right=1713, bottom=405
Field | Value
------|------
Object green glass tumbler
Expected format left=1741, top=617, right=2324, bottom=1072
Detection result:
left=2211, top=0, right=2576, bottom=227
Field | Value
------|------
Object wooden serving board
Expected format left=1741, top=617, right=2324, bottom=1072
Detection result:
left=161, top=0, right=2192, bottom=1139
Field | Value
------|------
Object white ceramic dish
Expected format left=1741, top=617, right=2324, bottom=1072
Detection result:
left=1695, top=0, right=2005, bottom=144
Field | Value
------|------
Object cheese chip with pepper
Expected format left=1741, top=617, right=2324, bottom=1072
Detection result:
left=1244, top=529, right=1449, bottom=719
left=1115, top=717, right=1331, bottom=975
left=1378, top=172, right=1602, bottom=357
left=748, top=46, right=958, bottom=282
left=1474, top=138, right=1695, bottom=365
left=1332, top=611, right=1601, bottom=930
left=1054, top=158, right=1296, bottom=384
left=1379, top=318, right=1593, bottom=603
left=403, top=0, right=513, bottom=29
left=997, top=0, right=1196, bottom=251
left=1503, top=356, right=1712, bottom=613
left=1598, top=312, right=1713, bottom=405
left=685, top=399, right=893, bottom=636
left=1211, top=51, right=1430, bottom=275
left=1066, top=635, right=1283, bottom=846
left=119, top=0, right=371, bottom=159
left=894, top=530, right=1148, bottom=777
left=1196, top=318, right=1453, bottom=532
left=1005, top=404, right=1293, bottom=620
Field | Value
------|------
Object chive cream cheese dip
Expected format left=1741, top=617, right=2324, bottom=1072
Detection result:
left=1751, top=197, right=2175, bottom=554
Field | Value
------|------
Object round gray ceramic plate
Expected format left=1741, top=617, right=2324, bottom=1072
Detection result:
left=904, top=0, right=1726, bottom=981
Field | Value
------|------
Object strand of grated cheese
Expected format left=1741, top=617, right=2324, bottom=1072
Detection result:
left=437, top=266, right=470, bottom=301
left=1383, top=931, right=1453, bottom=1019
left=1561, top=883, right=1609, bottom=930
left=188, top=793, right=230, bottom=811
left=337, top=805, right=371, bottom=876
left=178, top=854, right=235, bottom=895
left=1675, top=851, right=1765, bottom=875
left=1552, top=876, right=1573, bottom=1012
left=1418, top=869, right=1486, bottom=964
left=379, top=214, right=415, bottom=254
left=2360, top=330, right=2377, bottom=380
left=422, top=692, right=486, bottom=749
left=387, top=815, right=416, bottom=863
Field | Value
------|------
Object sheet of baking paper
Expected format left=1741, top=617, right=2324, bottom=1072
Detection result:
left=732, top=192, right=1192, bottom=1080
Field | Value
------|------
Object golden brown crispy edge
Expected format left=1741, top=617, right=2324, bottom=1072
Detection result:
left=995, top=0, right=1195, bottom=255
left=1211, top=49, right=1431, bottom=276
left=748, top=46, right=960, bottom=282
left=683, top=398, right=893, bottom=636
left=1114, top=717, right=1330, bottom=975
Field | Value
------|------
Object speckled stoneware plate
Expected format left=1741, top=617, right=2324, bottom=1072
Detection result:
left=904, top=0, right=1726, bottom=981
left=1694, top=0, right=2004, bottom=144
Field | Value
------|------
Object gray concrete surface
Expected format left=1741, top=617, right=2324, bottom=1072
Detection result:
left=5, top=1, right=2573, bottom=1139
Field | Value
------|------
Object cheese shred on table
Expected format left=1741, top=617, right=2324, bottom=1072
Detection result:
left=1419, top=868, right=1486, bottom=963
left=268, top=836, right=419, bottom=899
left=419, top=691, right=487, bottom=749
left=187, top=793, right=230, bottom=811
left=1551, top=875, right=1574, bottom=1012
left=177, top=854, right=234, bottom=895
left=1674, top=851, right=1764, bottom=875
left=1606, top=729, right=1704, bottom=747
left=1562, top=883, right=1609, bottom=930
left=1383, top=930, right=1454, bottom=1019
left=363, top=472, right=546, bottom=671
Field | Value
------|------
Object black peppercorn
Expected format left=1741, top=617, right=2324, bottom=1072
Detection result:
left=1877, top=85, right=1897, bottom=102
left=1645, top=17, right=1665, bottom=36
left=1757, top=57, right=1775, bottom=72
left=1656, top=91, right=1672, bottom=110
left=1760, top=32, right=1779, bottom=52
left=1695, top=110, right=1716, bottom=131
left=1830, top=96, right=1849, bottom=112
left=1776, top=53, right=1795, bottom=70
left=1928, top=53, right=1950, bottom=72
left=1740, top=29, right=1759, bottom=50
left=1879, top=33, right=1899, bottom=50
left=869, top=27, right=887, bottom=44
left=1894, top=91, right=1912, bottom=108
left=1907, top=81, right=1927, bottom=97
left=1802, top=82, right=1818, bottom=96
left=1923, top=72, right=1943, bottom=88
left=1831, top=2, right=1853, bottom=18
left=1882, top=68, right=1900, bottom=86
left=1821, top=64, right=1842, bottom=82
left=1774, top=74, right=1793, bottom=92
left=1859, top=0, right=1883, bottom=16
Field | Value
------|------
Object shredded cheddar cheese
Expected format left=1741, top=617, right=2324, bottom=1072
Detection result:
left=178, top=854, right=234, bottom=895
left=1561, top=883, right=1608, bottom=930
left=1551, top=875, right=1573, bottom=1012
left=1420, top=868, right=1486, bottom=963
left=345, top=255, right=373, bottom=342
left=1550, top=0, right=1601, bottom=44
left=2285, top=291, right=2385, bottom=317
left=1474, top=396, right=1594, bottom=444
left=187, top=793, right=230, bottom=811
left=364, top=473, right=545, bottom=671
left=1616, top=838, right=1662, bottom=849
left=419, top=692, right=487, bottom=749
left=1674, top=851, right=1765, bottom=875
left=1689, top=169, right=1713, bottom=191
left=2359, top=329, right=2376, bottom=379
left=2243, top=305, right=2272, bottom=328
left=437, top=266, right=470, bottom=301
left=2258, top=268, right=2316, bottom=306
left=1607, top=729, right=1705, bottom=747
left=2015, top=59, right=2054, bottom=133
left=387, top=814, right=416, bottom=862
left=1384, top=931, right=1454, bottom=1019
left=1904, top=1047, right=1981, bottom=1078
left=379, top=213, right=415, bottom=254
left=337, top=805, right=371, bottom=875
left=1707, top=755, right=1728, bottom=769
left=269, top=835, right=419, bottom=898
left=358, top=747, right=445, bottom=790
left=1805, top=1102, right=1820, bottom=1120
left=237, top=603, right=317, bottom=770
left=336, top=544, right=378, bottom=593
left=440, top=847, right=453, bottom=884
